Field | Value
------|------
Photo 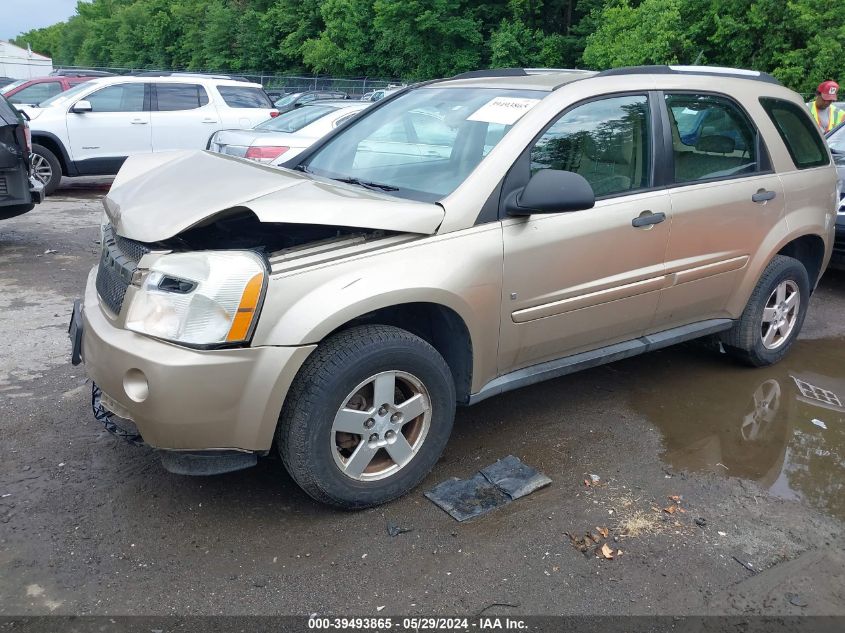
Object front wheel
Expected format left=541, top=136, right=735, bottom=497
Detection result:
left=277, top=325, right=456, bottom=509
left=722, top=255, right=810, bottom=367
left=30, top=144, right=62, bottom=195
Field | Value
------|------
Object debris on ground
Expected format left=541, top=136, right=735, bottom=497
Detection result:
left=480, top=455, right=552, bottom=499
left=732, top=552, right=758, bottom=574
left=786, top=593, right=808, bottom=607
left=695, top=517, right=707, bottom=528
left=811, top=418, right=828, bottom=430
left=584, top=473, right=603, bottom=487
left=386, top=521, right=413, bottom=537
left=425, top=456, right=550, bottom=521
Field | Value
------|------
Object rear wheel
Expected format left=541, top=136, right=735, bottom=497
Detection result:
left=30, top=144, right=61, bottom=195
left=278, top=325, right=456, bottom=509
left=722, top=255, right=809, bottom=367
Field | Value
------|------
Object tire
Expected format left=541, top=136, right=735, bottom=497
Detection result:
left=277, top=324, right=456, bottom=509
left=30, top=144, right=62, bottom=196
left=722, top=255, right=810, bottom=367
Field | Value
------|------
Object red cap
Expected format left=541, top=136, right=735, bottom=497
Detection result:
left=817, top=80, right=839, bottom=101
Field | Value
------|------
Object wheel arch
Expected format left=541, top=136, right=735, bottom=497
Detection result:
left=321, top=301, right=475, bottom=405
left=776, top=233, right=827, bottom=289
left=30, top=131, right=73, bottom=176
left=726, top=230, right=830, bottom=317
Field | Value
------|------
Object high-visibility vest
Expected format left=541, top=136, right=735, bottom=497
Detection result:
left=808, top=101, right=845, bottom=132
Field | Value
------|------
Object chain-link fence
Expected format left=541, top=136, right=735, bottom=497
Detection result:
left=52, top=65, right=402, bottom=98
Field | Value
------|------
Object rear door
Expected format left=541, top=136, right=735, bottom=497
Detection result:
left=65, top=82, right=151, bottom=170
left=651, top=91, right=785, bottom=330
left=150, top=82, right=218, bottom=151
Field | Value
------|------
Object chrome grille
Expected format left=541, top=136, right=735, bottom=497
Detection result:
left=95, top=224, right=150, bottom=315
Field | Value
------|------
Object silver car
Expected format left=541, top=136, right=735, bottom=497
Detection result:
left=209, top=101, right=371, bottom=165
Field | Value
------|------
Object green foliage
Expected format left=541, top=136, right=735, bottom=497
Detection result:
left=582, top=0, right=693, bottom=68
left=9, top=0, right=845, bottom=92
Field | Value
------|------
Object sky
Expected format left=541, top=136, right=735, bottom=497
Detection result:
left=2, top=0, right=80, bottom=42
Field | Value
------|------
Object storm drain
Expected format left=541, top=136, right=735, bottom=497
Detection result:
left=425, top=455, right=551, bottom=521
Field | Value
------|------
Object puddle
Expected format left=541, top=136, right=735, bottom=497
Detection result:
left=630, top=338, right=845, bottom=521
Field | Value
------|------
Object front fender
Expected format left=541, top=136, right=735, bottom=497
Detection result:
left=252, top=224, right=504, bottom=392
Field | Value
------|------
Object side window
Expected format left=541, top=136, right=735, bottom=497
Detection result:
left=299, top=93, right=317, bottom=104
left=759, top=97, right=830, bottom=169
left=216, top=86, right=273, bottom=108
left=531, top=94, right=650, bottom=197
left=156, top=83, right=208, bottom=111
left=85, top=83, right=145, bottom=112
left=7, top=82, right=62, bottom=105
left=665, top=93, right=758, bottom=183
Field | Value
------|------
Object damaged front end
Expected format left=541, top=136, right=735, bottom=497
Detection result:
left=75, top=150, right=443, bottom=473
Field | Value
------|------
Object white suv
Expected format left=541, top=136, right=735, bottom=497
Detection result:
left=25, top=75, right=277, bottom=194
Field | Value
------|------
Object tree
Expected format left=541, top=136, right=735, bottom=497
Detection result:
left=582, top=0, right=694, bottom=69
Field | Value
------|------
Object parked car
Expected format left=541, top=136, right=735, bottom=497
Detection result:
left=0, top=94, right=42, bottom=220
left=23, top=75, right=277, bottom=194
left=209, top=100, right=370, bottom=165
left=0, top=77, right=16, bottom=89
left=825, top=121, right=845, bottom=268
left=273, top=90, right=349, bottom=113
left=0, top=75, right=98, bottom=107
left=365, top=87, right=403, bottom=102
left=73, top=65, right=836, bottom=509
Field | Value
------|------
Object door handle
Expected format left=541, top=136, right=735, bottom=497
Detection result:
left=752, top=189, right=776, bottom=203
left=130, top=118, right=148, bottom=125
left=201, top=118, right=218, bottom=124
left=631, top=211, right=666, bottom=228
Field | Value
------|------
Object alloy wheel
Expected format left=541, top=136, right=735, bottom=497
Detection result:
left=331, top=370, right=431, bottom=481
left=760, top=280, right=800, bottom=350
left=31, top=153, right=53, bottom=186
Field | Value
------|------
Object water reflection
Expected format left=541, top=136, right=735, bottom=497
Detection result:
left=630, top=338, right=845, bottom=520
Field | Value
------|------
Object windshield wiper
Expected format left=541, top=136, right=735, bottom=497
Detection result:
left=332, top=176, right=399, bottom=192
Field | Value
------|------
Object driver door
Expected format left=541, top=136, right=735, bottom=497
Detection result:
left=498, top=94, right=671, bottom=372
left=66, top=82, right=151, bottom=171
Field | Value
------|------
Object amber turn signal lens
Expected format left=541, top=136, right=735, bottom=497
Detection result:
left=226, top=272, right=264, bottom=342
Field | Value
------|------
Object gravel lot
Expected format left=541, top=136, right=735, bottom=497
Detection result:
left=1, top=181, right=844, bottom=618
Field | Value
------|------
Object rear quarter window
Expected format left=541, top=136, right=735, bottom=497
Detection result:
left=216, top=86, right=272, bottom=108
left=759, top=97, right=830, bottom=169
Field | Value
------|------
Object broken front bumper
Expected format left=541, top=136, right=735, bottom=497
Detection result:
left=77, top=268, right=315, bottom=451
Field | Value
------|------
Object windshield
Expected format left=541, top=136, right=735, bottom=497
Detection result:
left=303, top=87, right=545, bottom=202
left=274, top=93, right=299, bottom=107
left=38, top=81, right=96, bottom=108
left=256, top=104, right=337, bottom=133
left=0, top=80, right=27, bottom=95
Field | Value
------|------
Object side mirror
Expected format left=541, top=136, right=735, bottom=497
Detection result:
left=71, top=100, right=92, bottom=113
left=506, top=169, right=595, bottom=216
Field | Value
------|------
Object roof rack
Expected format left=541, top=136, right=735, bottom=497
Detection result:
left=597, top=65, right=782, bottom=86
left=128, top=71, right=250, bottom=82
left=50, top=69, right=115, bottom=77
left=449, top=67, right=590, bottom=80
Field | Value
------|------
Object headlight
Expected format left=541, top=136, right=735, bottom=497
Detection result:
left=125, top=251, right=266, bottom=346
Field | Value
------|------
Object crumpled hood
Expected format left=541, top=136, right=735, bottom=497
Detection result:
left=103, top=150, right=445, bottom=243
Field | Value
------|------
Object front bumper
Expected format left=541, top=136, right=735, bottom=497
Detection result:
left=78, top=268, right=315, bottom=451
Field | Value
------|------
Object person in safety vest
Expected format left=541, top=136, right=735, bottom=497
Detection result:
left=807, top=80, right=844, bottom=133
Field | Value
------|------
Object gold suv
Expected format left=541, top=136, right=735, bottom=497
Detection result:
left=70, top=66, right=838, bottom=508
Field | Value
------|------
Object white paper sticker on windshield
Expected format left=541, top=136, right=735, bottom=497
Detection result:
left=467, top=97, right=541, bottom=125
